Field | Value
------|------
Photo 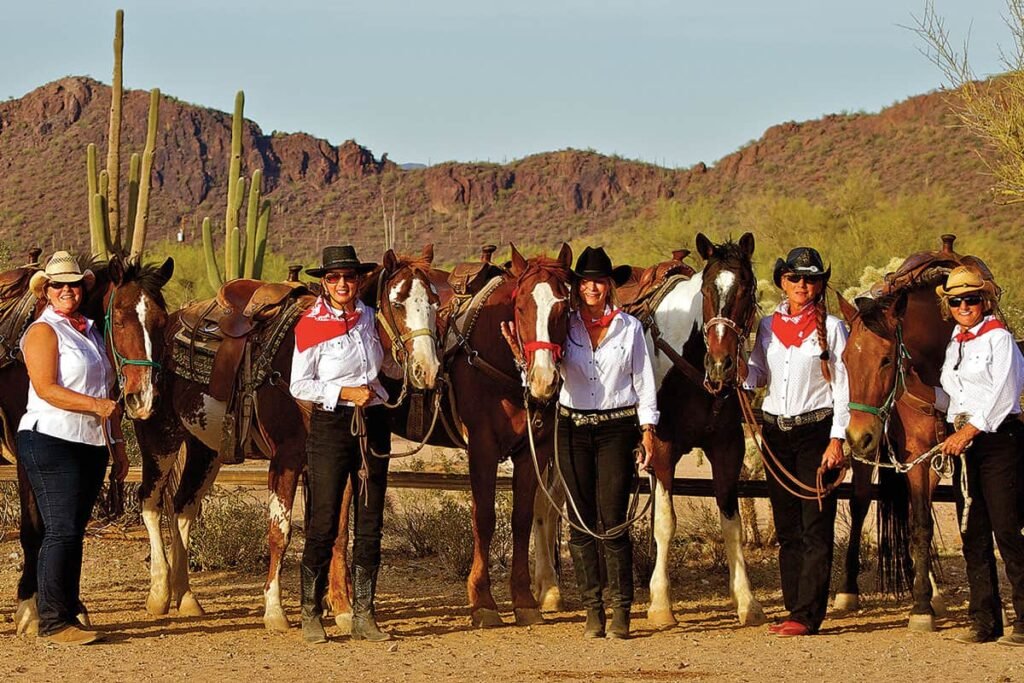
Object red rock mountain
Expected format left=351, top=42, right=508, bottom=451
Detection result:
left=0, top=76, right=1014, bottom=262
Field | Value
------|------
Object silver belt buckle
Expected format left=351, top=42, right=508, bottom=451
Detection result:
left=777, top=416, right=794, bottom=432
left=579, top=414, right=600, bottom=427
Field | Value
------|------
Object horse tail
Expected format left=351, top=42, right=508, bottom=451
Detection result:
left=875, top=463, right=913, bottom=597
left=162, top=442, right=186, bottom=520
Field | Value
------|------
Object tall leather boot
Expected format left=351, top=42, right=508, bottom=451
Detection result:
left=300, top=563, right=328, bottom=644
left=351, top=565, right=391, bottom=641
left=604, top=537, right=634, bottom=639
left=569, top=539, right=605, bottom=638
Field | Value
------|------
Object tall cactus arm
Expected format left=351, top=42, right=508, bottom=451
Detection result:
left=227, top=227, right=241, bottom=282
left=89, top=193, right=111, bottom=262
left=202, top=217, right=223, bottom=290
left=106, top=8, right=124, bottom=250
left=252, top=199, right=271, bottom=279
left=243, top=169, right=262, bottom=278
left=126, top=153, right=140, bottom=234
left=128, top=88, right=159, bottom=261
left=224, top=91, right=244, bottom=249
left=98, top=170, right=109, bottom=205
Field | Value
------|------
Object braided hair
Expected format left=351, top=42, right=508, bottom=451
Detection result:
left=814, top=293, right=832, bottom=383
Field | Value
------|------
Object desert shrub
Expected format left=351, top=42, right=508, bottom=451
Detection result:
left=0, top=481, right=18, bottom=538
left=630, top=499, right=727, bottom=586
left=189, top=487, right=268, bottom=571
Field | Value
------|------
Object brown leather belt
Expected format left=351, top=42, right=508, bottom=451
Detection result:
left=558, top=405, right=638, bottom=427
left=762, top=408, right=833, bottom=432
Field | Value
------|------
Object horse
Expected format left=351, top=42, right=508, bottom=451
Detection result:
left=2, top=254, right=174, bottom=635
left=132, top=247, right=442, bottom=631
left=637, top=232, right=766, bottom=626
left=837, top=271, right=954, bottom=631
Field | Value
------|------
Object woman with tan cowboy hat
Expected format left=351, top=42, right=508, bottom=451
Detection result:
left=18, top=251, right=128, bottom=645
left=934, top=265, right=1024, bottom=646
left=289, top=245, right=392, bottom=644
left=743, top=246, right=849, bottom=637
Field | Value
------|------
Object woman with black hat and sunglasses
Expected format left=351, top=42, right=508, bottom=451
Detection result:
left=290, top=245, right=392, bottom=644
left=934, top=266, right=1024, bottom=646
left=742, top=246, right=849, bottom=637
left=528, top=246, right=659, bottom=640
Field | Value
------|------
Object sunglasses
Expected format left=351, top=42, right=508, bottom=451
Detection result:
left=47, top=281, right=83, bottom=290
left=323, top=272, right=360, bottom=285
left=948, top=295, right=984, bottom=308
left=783, top=273, right=823, bottom=284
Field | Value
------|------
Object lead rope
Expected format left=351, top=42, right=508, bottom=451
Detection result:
left=351, top=406, right=371, bottom=507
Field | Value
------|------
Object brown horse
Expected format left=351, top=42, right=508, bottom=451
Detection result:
left=838, top=277, right=952, bottom=631
left=3, top=254, right=174, bottom=635
left=133, top=247, right=441, bottom=631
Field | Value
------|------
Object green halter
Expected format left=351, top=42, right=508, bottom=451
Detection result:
left=104, top=285, right=162, bottom=389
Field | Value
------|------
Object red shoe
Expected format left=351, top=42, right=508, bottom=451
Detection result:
left=767, top=621, right=787, bottom=634
left=774, top=620, right=811, bottom=637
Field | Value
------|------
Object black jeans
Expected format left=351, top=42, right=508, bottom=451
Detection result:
left=17, top=429, right=107, bottom=635
left=301, top=405, right=391, bottom=571
left=557, top=409, right=639, bottom=608
left=763, top=418, right=837, bottom=632
left=952, top=422, right=1024, bottom=635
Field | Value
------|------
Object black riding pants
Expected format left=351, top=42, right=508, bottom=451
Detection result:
left=952, top=421, right=1024, bottom=635
left=763, top=418, right=838, bottom=632
left=301, top=405, right=390, bottom=571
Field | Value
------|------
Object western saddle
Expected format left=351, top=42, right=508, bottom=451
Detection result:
left=0, top=249, right=43, bottom=462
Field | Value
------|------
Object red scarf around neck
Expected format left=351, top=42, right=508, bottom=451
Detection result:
left=294, top=298, right=362, bottom=353
left=54, top=309, right=88, bottom=335
left=955, top=318, right=1007, bottom=344
left=771, top=303, right=817, bottom=349
left=583, top=307, right=620, bottom=331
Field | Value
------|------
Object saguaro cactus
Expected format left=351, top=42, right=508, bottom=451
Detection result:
left=106, top=8, right=124, bottom=249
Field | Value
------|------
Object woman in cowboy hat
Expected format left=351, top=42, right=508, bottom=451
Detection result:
left=743, top=246, right=849, bottom=637
left=18, top=251, right=128, bottom=645
left=934, top=265, right=1024, bottom=646
left=289, top=245, right=393, bottom=644
left=506, top=245, right=658, bottom=639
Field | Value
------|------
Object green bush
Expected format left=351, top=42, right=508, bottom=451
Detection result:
left=189, top=487, right=269, bottom=571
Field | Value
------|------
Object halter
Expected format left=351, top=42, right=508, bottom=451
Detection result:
left=700, top=281, right=756, bottom=392
left=104, top=284, right=161, bottom=389
left=848, top=323, right=911, bottom=422
left=373, top=264, right=439, bottom=408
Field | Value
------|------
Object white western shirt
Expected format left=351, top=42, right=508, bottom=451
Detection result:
left=19, top=306, right=114, bottom=446
left=744, top=304, right=850, bottom=440
left=289, top=299, right=388, bottom=410
left=558, top=309, right=660, bottom=426
left=936, top=315, right=1024, bottom=432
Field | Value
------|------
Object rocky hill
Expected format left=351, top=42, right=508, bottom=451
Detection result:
left=0, top=76, right=1016, bottom=263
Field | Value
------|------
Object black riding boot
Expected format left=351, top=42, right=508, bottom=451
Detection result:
left=604, top=536, right=633, bottom=639
left=351, top=565, right=391, bottom=641
left=569, top=540, right=605, bottom=638
left=300, top=563, right=328, bottom=644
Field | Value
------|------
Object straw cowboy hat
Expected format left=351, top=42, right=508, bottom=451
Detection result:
left=572, top=246, right=632, bottom=287
left=29, top=251, right=95, bottom=298
left=305, top=245, right=377, bottom=277
left=934, top=265, right=997, bottom=299
left=772, top=246, right=831, bottom=288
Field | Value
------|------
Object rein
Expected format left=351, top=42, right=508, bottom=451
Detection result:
left=104, top=285, right=161, bottom=390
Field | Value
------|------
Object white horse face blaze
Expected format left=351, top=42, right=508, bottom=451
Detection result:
left=713, top=270, right=736, bottom=341
left=391, top=278, right=440, bottom=389
left=123, top=294, right=157, bottom=420
left=527, top=282, right=562, bottom=400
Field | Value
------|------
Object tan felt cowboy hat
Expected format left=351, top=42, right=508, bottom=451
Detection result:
left=934, top=265, right=996, bottom=299
left=29, top=251, right=95, bottom=298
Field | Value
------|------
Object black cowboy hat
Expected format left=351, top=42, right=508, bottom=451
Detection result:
left=305, top=245, right=377, bottom=277
left=772, top=246, right=831, bottom=288
left=572, top=246, right=632, bottom=287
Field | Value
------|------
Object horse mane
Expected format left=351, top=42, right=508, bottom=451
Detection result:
left=706, top=239, right=752, bottom=267
left=856, top=266, right=948, bottom=338
left=78, top=253, right=169, bottom=310
left=391, top=253, right=433, bottom=273
left=522, top=255, right=571, bottom=280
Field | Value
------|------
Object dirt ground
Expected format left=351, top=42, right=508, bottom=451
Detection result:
left=2, top=516, right=1023, bottom=683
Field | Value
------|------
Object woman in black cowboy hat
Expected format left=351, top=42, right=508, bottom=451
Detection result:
left=533, top=245, right=658, bottom=639
left=743, top=246, right=849, bottom=637
left=289, top=245, right=392, bottom=644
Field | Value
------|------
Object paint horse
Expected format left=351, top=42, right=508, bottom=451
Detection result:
left=838, top=236, right=987, bottom=630
left=0, top=254, right=173, bottom=635
left=133, top=247, right=441, bottom=631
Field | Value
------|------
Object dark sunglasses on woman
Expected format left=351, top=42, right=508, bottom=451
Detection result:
left=949, top=295, right=983, bottom=308
left=783, top=273, right=823, bottom=284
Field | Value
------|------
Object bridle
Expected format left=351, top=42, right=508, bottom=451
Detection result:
left=510, top=268, right=569, bottom=375
left=104, top=284, right=161, bottom=391
left=700, top=264, right=757, bottom=393
left=848, top=322, right=911, bottom=425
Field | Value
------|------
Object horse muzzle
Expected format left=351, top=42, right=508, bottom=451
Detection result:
left=846, top=416, right=883, bottom=459
left=704, top=354, right=737, bottom=388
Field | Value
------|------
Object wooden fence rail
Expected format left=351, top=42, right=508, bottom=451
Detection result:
left=0, top=465, right=957, bottom=503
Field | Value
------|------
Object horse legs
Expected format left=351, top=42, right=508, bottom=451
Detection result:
left=137, top=435, right=183, bottom=617
left=167, top=436, right=220, bottom=617
left=263, top=447, right=302, bottom=632
left=510, top=453, right=543, bottom=625
left=646, top=440, right=677, bottom=627
left=907, top=463, right=938, bottom=631
left=531, top=463, right=565, bottom=612
left=326, top=478, right=354, bottom=632
left=467, top=437, right=504, bottom=627
left=835, top=460, right=873, bottom=612
left=15, top=461, right=41, bottom=635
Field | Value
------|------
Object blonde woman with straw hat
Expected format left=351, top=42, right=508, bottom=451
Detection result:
left=19, top=251, right=128, bottom=645
left=934, top=265, right=1024, bottom=646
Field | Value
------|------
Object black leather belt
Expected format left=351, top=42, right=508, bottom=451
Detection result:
left=558, top=405, right=637, bottom=427
left=762, top=408, right=833, bottom=432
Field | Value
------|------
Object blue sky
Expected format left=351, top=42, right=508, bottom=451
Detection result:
left=0, top=0, right=1009, bottom=168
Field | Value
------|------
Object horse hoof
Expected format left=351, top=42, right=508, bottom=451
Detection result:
left=264, top=611, right=291, bottom=632
left=833, top=593, right=860, bottom=612
left=907, top=614, right=935, bottom=632
left=471, top=608, right=505, bottom=628
left=146, top=592, right=171, bottom=616
left=930, top=595, right=947, bottom=618
left=537, top=588, right=564, bottom=613
left=15, top=598, right=39, bottom=636
left=335, top=611, right=352, bottom=634
left=177, top=593, right=206, bottom=617
left=737, top=602, right=766, bottom=626
left=647, top=608, right=677, bottom=628
left=514, top=608, right=544, bottom=626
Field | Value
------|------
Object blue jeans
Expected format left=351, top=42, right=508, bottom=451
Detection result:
left=17, top=429, right=107, bottom=635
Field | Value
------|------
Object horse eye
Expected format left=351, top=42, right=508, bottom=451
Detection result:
left=880, top=357, right=892, bottom=368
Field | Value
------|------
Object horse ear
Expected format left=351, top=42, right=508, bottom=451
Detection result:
left=509, top=243, right=527, bottom=277
left=695, top=233, right=714, bottom=260
left=738, top=232, right=755, bottom=257
left=383, top=249, right=398, bottom=273
left=894, top=291, right=909, bottom=318
left=421, top=244, right=435, bottom=265
left=107, top=255, right=125, bottom=286
left=155, top=257, right=174, bottom=289
left=836, top=290, right=858, bottom=324
left=557, top=242, right=572, bottom=269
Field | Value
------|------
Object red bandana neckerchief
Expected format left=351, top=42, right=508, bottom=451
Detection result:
left=54, top=309, right=88, bottom=335
left=294, top=298, right=362, bottom=353
left=955, top=318, right=1007, bottom=344
left=584, top=307, right=620, bottom=331
left=771, top=303, right=817, bottom=349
